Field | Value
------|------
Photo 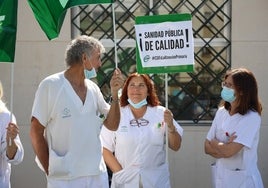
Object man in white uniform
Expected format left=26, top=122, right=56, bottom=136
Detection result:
left=30, top=35, right=124, bottom=188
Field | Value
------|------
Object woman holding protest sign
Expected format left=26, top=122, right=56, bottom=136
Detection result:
left=101, top=72, right=183, bottom=188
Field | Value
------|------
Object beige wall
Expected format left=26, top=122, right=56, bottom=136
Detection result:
left=0, top=0, right=267, bottom=187
left=230, top=1, right=268, bottom=186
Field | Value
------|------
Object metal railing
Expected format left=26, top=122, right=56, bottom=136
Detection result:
left=71, top=0, right=231, bottom=124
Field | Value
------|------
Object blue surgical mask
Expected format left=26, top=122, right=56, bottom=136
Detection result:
left=84, top=68, right=97, bottom=79
left=128, top=98, right=147, bottom=109
left=221, top=86, right=236, bottom=103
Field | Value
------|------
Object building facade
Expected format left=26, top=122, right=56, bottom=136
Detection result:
left=0, top=0, right=267, bottom=187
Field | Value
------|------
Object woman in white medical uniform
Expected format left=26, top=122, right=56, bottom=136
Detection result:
left=204, top=68, right=264, bottom=188
left=101, top=73, right=183, bottom=188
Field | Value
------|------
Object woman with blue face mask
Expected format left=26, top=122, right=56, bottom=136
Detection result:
left=101, top=73, right=183, bottom=188
left=204, top=68, right=264, bottom=188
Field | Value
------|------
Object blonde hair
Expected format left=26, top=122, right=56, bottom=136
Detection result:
left=0, top=81, right=7, bottom=112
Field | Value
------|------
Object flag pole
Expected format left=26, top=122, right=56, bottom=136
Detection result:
left=71, top=7, right=80, bottom=39
left=165, top=73, right=169, bottom=162
left=9, top=63, right=14, bottom=146
left=112, top=2, right=118, bottom=68
left=112, top=2, right=121, bottom=97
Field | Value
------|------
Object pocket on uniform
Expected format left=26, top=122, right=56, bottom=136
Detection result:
left=112, top=169, right=126, bottom=185
left=150, top=127, right=165, bottom=146
left=142, top=163, right=170, bottom=188
left=154, top=164, right=170, bottom=188
left=48, top=149, right=70, bottom=177
left=223, top=168, right=247, bottom=188
left=210, top=163, right=216, bottom=188
left=95, top=116, right=103, bottom=135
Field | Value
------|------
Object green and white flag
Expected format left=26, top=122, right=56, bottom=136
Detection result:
left=0, top=0, right=18, bottom=63
left=135, top=13, right=194, bottom=74
left=28, top=0, right=113, bottom=40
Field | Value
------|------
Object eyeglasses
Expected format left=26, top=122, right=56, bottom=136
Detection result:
left=130, top=118, right=149, bottom=127
left=221, top=81, right=233, bottom=88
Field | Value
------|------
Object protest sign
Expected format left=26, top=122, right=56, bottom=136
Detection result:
left=135, top=13, right=194, bottom=73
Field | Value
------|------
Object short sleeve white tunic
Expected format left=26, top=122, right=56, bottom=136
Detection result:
left=101, top=105, right=183, bottom=188
left=206, top=107, right=264, bottom=188
left=0, top=109, right=24, bottom=188
left=32, top=72, right=110, bottom=180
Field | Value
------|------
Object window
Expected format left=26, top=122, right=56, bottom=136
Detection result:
left=71, top=0, right=231, bottom=124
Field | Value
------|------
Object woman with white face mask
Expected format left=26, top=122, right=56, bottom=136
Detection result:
left=101, top=73, right=183, bottom=188
left=204, top=68, right=264, bottom=188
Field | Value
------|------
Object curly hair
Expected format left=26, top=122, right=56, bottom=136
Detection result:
left=65, top=35, right=105, bottom=66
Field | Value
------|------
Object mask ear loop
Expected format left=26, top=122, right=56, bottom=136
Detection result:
left=81, top=53, right=88, bottom=79
left=85, top=54, right=95, bottom=71
left=82, top=53, right=88, bottom=68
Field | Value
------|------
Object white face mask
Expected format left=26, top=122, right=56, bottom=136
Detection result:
left=84, top=68, right=97, bottom=79
left=128, top=98, right=147, bottom=109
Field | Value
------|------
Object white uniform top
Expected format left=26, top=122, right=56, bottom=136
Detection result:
left=206, top=106, right=264, bottom=188
left=32, top=72, right=110, bottom=180
left=101, top=105, right=183, bottom=188
left=0, top=110, right=24, bottom=188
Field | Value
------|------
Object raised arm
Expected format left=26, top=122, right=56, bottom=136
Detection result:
left=164, top=109, right=182, bottom=151
left=103, top=69, right=124, bottom=131
left=6, top=122, right=24, bottom=164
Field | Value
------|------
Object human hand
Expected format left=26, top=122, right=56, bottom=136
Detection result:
left=226, top=132, right=237, bottom=143
left=210, top=138, right=224, bottom=149
left=6, top=123, right=19, bottom=146
left=164, top=109, right=175, bottom=132
left=110, top=68, right=124, bottom=97
left=113, top=167, right=139, bottom=185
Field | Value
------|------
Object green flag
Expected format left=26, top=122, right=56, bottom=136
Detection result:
left=0, top=0, right=18, bottom=63
left=28, top=0, right=113, bottom=40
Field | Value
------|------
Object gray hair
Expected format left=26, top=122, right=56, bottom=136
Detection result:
left=65, top=35, right=105, bottom=66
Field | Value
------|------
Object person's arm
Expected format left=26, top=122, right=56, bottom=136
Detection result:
left=103, top=97, right=120, bottom=131
left=204, top=139, right=222, bottom=158
left=167, top=125, right=181, bottom=151
left=204, top=138, right=243, bottom=158
left=103, top=147, right=122, bottom=173
left=6, top=123, right=19, bottom=160
left=6, top=141, right=17, bottom=160
left=30, top=117, right=49, bottom=175
left=164, top=109, right=182, bottom=151
left=103, top=69, right=124, bottom=131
